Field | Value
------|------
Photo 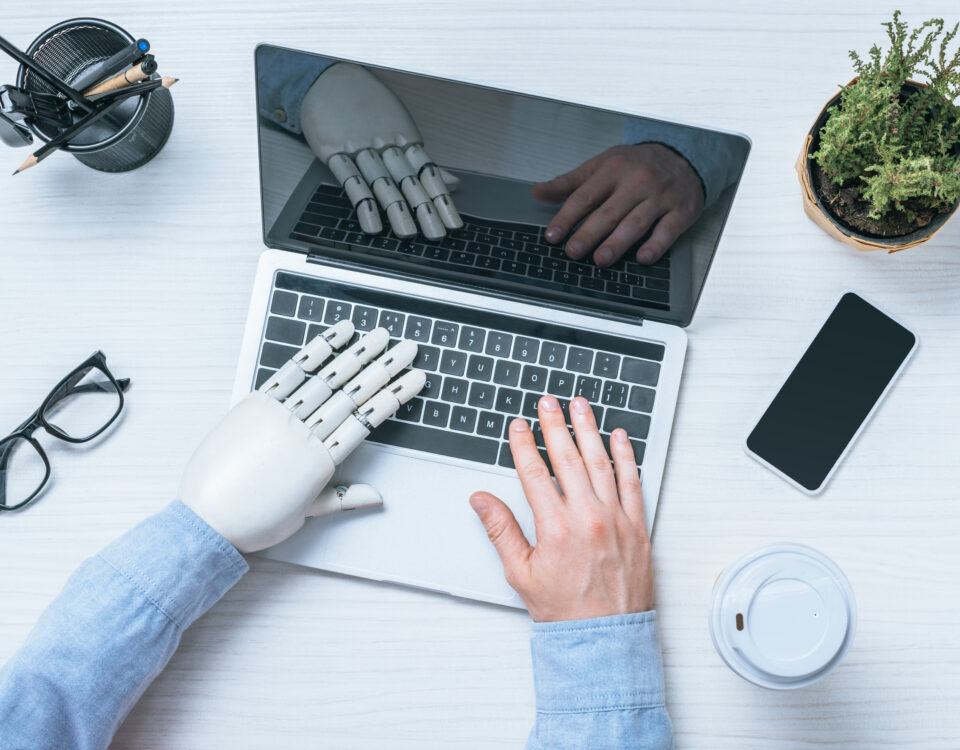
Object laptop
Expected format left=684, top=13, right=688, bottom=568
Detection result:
left=235, top=44, right=751, bottom=607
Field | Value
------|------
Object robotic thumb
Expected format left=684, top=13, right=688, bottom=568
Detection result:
left=308, top=483, right=383, bottom=517
left=438, top=167, right=460, bottom=191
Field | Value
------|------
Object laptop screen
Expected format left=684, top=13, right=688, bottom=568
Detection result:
left=256, top=45, right=750, bottom=327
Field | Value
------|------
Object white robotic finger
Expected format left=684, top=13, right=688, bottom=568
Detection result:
left=356, top=148, right=417, bottom=238
left=305, top=339, right=417, bottom=439
left=438, top=167, right=460, bottom=190
left=323, top=370, right=426, bottom=464
left=328, top=153, right=382, bottom=234
left=258, top=320, right=355, bottom=400
left=307, top=483, right=382, bottom=516
left=289, top=328, right=389, bottom=419
left=404, top=144, right=463, bottom=230
left=383, top=146, right=446, bottom=240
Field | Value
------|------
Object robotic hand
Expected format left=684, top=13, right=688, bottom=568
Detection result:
left=300, top=63, right=463, bottom=241
left=180, top=321, right=425, bottom=553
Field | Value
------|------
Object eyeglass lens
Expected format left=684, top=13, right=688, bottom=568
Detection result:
left=0, top=436, right=47, bottom=508
left=42, top=365, right=122, bottom=441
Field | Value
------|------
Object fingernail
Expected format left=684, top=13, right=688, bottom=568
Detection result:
left=636, top=250, right=653, bottom=264
left=511, top=418, right=529, bottom=432
left=595, top=247, right=613, bottom=265
left=567, top=239, right=584, bottom=256
left=615, top=429, right=629, bottom=443
left=572, top=397, right=591, bottom=413
left=545, top=226, right=562, bottom=242
left=469, top=495, right=488, bottom=514
left=540, top=395, right=559, bottom=411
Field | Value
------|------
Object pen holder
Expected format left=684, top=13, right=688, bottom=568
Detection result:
left=16, top=18, right=173, bottom=172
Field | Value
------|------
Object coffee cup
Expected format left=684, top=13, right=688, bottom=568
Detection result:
left=709, top=542, right=856, bottom=689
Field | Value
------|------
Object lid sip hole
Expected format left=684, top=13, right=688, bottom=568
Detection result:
left=736, top=613, right=744, bottom=631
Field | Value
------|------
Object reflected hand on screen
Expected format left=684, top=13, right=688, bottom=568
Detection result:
left=533, top=144, right=704, bottom=267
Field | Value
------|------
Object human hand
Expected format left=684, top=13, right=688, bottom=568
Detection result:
left=533, top=143, right=705, bottom=267
left=180, top=321, right=425, bottom=553
left=300, top=62, right=462, bottom=240
left=469, top=395, right=653, bottom=622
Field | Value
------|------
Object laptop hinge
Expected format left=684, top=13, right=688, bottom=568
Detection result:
left=304, top=251, right=646, bottom=327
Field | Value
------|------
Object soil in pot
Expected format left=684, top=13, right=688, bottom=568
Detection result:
left=810, top=159, right=946, bottom=238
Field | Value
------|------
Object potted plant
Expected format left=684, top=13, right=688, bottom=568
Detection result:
left=797, top=11, right=960, bottom=252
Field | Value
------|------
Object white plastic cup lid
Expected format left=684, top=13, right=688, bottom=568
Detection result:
left=709, top=543, right=856, bottom=690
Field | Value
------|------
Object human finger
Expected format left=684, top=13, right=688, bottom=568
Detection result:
left=508, top=417, right=562, bottom=518
left=355, top=148, right=417, bottom=237
left=610, top=428, right=647, bottom=532
left=568, top=396, right=618, bottom=504
left=634, top=209, right=693, bottom=265
left=469, top=491, right=533, bottom=584
left=590, top=200, right=665, bottom=267
left=532, top=155, right=601, bottom=206
left=541, top=173, right=615, bottom=252
left=538, top=395, right=594, bottom=503
left=563, top=187, right=643, bottom=263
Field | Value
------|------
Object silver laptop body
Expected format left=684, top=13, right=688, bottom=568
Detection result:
left=235, top=45, right=751, bottom=607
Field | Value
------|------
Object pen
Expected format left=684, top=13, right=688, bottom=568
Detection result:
left=70, top=38, right=150, bottom=93
left=13, top=96, right=128, bottom=174
left=85, top=76, right=178, bottom=104
left=83, top=55, right=157, bottom=97
left=0, top=34, right=94, bottom=113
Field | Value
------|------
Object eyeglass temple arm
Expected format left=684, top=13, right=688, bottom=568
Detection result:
left=63, top=377, right=131, bottom=396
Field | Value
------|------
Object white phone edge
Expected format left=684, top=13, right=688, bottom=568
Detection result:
left=742, top=289, right=919, bottom=496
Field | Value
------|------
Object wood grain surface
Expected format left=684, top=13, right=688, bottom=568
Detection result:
left=0, top=2, right=958, bottom=748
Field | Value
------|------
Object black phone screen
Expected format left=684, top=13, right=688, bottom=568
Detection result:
left=746, top=292, right=916, bottom=492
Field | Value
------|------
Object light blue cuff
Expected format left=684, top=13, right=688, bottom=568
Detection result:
left=98, top=501, right=249, bottom=631
left=530, top=611, right=666, bottom=713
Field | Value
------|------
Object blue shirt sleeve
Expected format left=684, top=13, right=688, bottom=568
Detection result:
left=0, top=501, right=248, bottom=750
left=527, top=611, right=674, bottom=749
left=622, top=118, right=748, bottom=208
left=256, top=46, right=336, bottom=135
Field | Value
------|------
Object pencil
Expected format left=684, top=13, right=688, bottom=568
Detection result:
left=85, top=76, right=178, bottom=104
left=83, top=56, right=156, bottom=97
left=13, top=96, right=129, bottom=174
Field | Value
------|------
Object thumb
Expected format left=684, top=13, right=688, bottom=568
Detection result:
left=469, top=491, right=531, bottom=572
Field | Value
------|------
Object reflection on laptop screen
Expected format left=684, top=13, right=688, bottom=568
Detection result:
left=256, top=45, right=750, bottom=327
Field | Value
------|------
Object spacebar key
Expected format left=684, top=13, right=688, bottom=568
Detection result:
left=369, top=420, right=500, bottom=464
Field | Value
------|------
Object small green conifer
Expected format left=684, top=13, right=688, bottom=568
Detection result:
left=811, top=11, right=960, bottom=223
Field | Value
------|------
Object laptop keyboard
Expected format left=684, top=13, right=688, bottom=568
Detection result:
left=290, top=183, right=672, bottom=311
left=257, top=271, right=664, bottom=476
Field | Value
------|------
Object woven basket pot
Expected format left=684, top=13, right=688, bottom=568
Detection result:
left=797, top=79, right=960, bottom=253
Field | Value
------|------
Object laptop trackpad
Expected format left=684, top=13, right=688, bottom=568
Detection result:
left=256, top=443, right=535, bottom=607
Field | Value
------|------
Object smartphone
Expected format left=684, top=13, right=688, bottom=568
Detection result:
left=744, top=291, right=918, bottom=495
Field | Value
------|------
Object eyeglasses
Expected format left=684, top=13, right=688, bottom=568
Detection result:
left=0, top=351, right=130, bottom=512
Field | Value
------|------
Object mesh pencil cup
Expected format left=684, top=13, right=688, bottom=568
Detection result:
left=16, top=18, right=174, bottom=172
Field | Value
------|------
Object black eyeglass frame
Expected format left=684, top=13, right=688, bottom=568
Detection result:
left=0, top=350, right=130, bottom=512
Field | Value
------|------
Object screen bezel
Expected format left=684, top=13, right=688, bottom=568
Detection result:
left=253, top=43, right=752, bottom=328
left=743, top=291, right=918, bottom=495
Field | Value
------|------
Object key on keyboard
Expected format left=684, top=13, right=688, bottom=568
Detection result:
left=255, top=272, right=665, bottom=475
left=290, top=184, right=672, bottom=309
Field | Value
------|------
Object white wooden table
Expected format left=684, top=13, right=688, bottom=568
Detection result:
left=1, top=3, right=958, bottom=748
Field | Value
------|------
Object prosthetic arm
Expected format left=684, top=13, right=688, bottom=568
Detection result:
left=180, top=321, right=424, bottom=553
left=300, top=63, right=463, bottom=240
